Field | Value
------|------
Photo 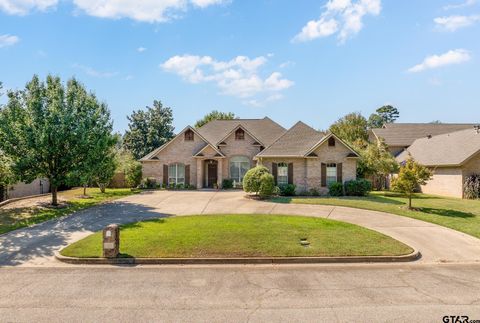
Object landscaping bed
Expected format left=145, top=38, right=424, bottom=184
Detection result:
left=0, top=187, right=139, bottom=234
left=271, top=191, right=480, bottom=239
left=60, top=214, right=413, bottom=258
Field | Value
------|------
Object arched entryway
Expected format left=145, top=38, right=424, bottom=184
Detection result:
left=204, top=159, right=218, bottom=188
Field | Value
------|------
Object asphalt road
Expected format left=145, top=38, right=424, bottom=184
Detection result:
left=1, top=264, right=480, bottom=322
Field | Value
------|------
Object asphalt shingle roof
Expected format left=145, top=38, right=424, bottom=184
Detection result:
left=371, top=123, right=476, bottom=147
left=256, top=121, right=325, bottom=157
left=396, top=127, right=480, bottom=166
left=196, top=117, right=286, bottom=147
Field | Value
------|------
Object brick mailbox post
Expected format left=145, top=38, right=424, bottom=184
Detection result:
left=103, top=224, right=120, bottom=258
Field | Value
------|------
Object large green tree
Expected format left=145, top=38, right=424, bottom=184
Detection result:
left=123, top=100, right=174, bottom=160
left=194, top=110, right=236, bottom=128
left=368, top=105, right=400, bottom=128
left=66, top=79, right=117, bottom=195
left=358, top=140, right=399, bottom=189
left=329, top=112, right=369, bottom=148
left=0, top=75, right=114, bottom=205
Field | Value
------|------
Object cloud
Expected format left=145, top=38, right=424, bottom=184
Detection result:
left=0, top=0, right=57, bottom=15
left=72, top=63, right=118, bottom=78
left=72, top=0, right=226, bottom=23
left=434, top=15, right=480, bottom=31
left=137, top=47, right=147, bottom=53
left=161, top=54, right=294, bottom=103
left=0, top=34, right=20, bottom=48
left=293, top=0, right=381, bottom=43
left=443, top=0, right=476, bottom=10
left=407, top=49, right=471, bottom=73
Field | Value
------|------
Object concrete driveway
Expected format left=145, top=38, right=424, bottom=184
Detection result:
left=1, top=190, right=480, bottom=266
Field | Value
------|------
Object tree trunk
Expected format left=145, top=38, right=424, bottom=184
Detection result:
left=408, top=193, right=412, bottom=209
left=51, top=186, right=58, bottom=206
left=83, top=184, right=87, bottom=196
left=98, top=182, right=106, bottom=193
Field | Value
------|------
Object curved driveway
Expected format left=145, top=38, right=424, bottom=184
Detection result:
left=1, top=190, right=480, bottom=266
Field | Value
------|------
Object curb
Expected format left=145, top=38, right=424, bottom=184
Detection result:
left=0, top=193, right=50, bottom=207
left=55, top=249, right=421, bottom=265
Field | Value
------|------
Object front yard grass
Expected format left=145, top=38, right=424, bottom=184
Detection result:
left=271, top=191, right=480, bottom=239
left=60, top=214, right=413, bottom=258
left=0, top=188, right=139, bottom=235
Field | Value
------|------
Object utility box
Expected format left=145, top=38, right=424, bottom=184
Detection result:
left=103, top=224, right=120, bottom=258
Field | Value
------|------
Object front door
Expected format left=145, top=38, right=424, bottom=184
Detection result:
left=206, top=160, right=218, bottom=188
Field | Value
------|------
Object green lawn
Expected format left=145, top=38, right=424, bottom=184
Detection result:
left=0, top=188, right=139, bottom=235
left=271, top=191, right=480, bottom=239
left=60, top=214, right=413, bottom=258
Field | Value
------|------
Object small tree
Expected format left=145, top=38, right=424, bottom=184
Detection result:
left=194, top=110, right=236, bottom=128
left=117, top=150, right=142, bottom=188
left=243, top=166, right=270, bottom=195
left=358, top=140, right=399, bottom=189
left=0, top=151, right=16, bottom=200
left=392, top=158, right=432, bottom=209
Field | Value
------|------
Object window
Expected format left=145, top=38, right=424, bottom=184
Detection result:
left=326, top=163, right=337, bottom=186
left=168, top=163, right=185, bottom=185
left=230, top=156, right=250, bottom=186
left=184, top=129, right=194, bottom=141
left=328, top=137, right=335, bottom=147
left=277, top=163, right=288, bottom=186
left=235, top=128, right=245, bottom=140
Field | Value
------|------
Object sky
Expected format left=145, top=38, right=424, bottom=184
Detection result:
left=0, top=0, right=479, bottom=133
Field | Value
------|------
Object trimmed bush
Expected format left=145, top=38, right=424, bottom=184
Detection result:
left=280, top=184, right=296, bottom=196
left=309, top=188, right=320, bottom=196
left=140, top=177, right=157, bottom=189
left=243, top=166, right=270, bottom=195
left=344, top=179, right=372, bottom=196
left=259, top=173, right=275, bottom=198
left=464, top=174, right=480, bottom=200
left=328, top=182, right=344, bottom=196
left=222, top=178, right=234, bottom=189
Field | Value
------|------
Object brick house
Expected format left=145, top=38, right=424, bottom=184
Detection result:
left=140, top=117, right=359, bottom=193
left=370, top=123, right=480, bottom=198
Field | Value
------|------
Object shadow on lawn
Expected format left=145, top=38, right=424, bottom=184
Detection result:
left=0, top=201, right=172, bottom=266
left=418, top=207, right=475, bottom=218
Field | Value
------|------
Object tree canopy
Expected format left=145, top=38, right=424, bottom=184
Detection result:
left=194, top=110, right=236, bottom=128
left=0, top=75, right=115, bottom=205
left=123, top=100, right=174, bottom=160
left=392, top=158, right=432, bottom=209
left=358, top=140, right=399, bottom=189
left=329, top=112, right=369, bottom=148
left=368, top=105, right=400, bottom=128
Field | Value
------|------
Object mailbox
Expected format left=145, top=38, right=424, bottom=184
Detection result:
left=103, top=224, right=120, bottom=258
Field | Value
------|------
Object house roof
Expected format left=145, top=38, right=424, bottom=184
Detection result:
left=196, top=117, right=286, bottom=147
left=396, top=127, right=480, bottom=166
left=256, top=121, right=325, bottom=157
left=371, top=123, right=476, bottom=147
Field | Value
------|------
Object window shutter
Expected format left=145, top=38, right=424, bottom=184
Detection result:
left=321, top=163, right=326, bottom=187
left=337, top=163, right=343, bottom=183
left=185, top=165, right=190, bottom=185
left=288, top=163, right=294, bottom=185
left=272, top=163, right=278, bottom=185
left=163, top=165, right=168, bottom=185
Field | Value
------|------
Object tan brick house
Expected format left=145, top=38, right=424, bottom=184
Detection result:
left=396, top=127, right=480, bottom=198
left=140, top=117, right=359, bottom=193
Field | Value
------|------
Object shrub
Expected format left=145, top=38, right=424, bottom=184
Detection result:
left=328, top=182, right=344, bottom=196
left=280, top=184, right=296, bottom=196
left=344, top=179, right=372, bottom=196
left=141, top=177, right=157, bottom=189
left=125, top=161, right=142, bottom=188
left=259, top=173, right=275, bottom=198
left=273, top=186, right=281, bottom=196
left=243, top=166, right=270, bottom=195
left=176, top=183, right=184, bottom=190
left=309, top=187, right=320, bottom=196
left=464, top=174, right=480, bottom=199
left=222, top=178, right=234, bottom=189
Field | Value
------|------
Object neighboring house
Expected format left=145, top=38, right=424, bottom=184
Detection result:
left=369, top=123, right=475, bottom=156
left=140, top=117, right=360, bottom=193
left=0, top=178, right=50, bottom=202
left=396, top=127, right=480, bottom=198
